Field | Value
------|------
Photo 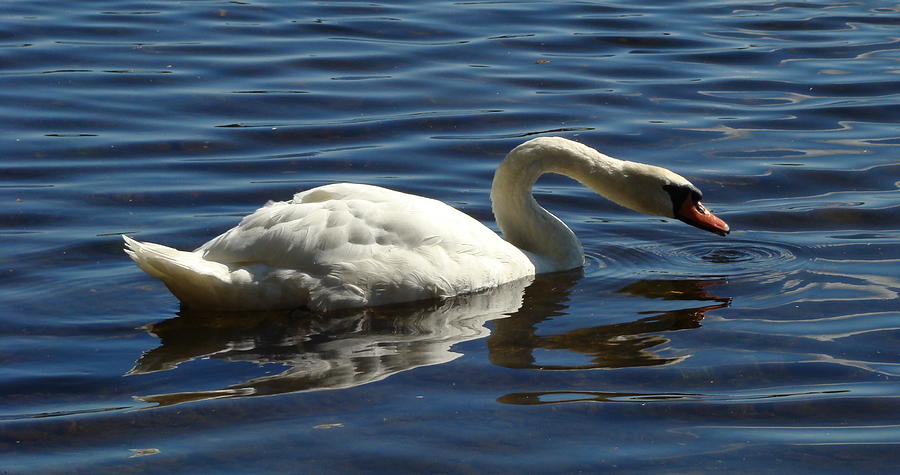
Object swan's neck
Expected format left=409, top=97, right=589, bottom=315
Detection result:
left=490, top=138, right=635, bottom=272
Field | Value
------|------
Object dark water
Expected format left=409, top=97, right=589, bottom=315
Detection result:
left=2, top=0, right=899, bottom=472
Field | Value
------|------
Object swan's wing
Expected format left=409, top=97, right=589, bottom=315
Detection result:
left=195, top=184, right=532, bottom=306
left=197, top=184, right=485, bottom=267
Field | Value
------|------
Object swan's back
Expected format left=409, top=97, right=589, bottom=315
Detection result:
left=126, top=183, right=533, bottom=312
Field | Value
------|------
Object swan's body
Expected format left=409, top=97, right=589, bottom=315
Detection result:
left=125, top=137, right=728, bottom=312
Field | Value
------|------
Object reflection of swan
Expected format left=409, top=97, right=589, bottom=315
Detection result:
left=129, top=276, right=730, bottom=407
left=129, top=277, right=534, bottom=408
left=124, top=137, right=729, bottom=312
left=488, top=278, right=730, bottom=370
left=498, top=388, right=848, bottom=406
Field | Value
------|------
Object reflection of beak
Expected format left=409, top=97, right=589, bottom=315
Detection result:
left=676, top=199, right=730, bottom=236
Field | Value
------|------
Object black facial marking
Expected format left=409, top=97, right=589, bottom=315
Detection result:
left=662, top=184, right=702, bottom=215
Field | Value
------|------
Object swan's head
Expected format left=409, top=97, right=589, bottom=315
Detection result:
left=612, top=161, right=730, bottom=236
left=497, top=136, right=730, bottom=237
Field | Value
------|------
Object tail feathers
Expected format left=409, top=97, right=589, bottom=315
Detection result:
left=123, top=235, right=360, bottom=312
left=123, top=235, right=233, bottom=307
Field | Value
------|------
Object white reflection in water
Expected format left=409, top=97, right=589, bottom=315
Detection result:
left=129, top=276, right=535, bottom=407
left=128, top=273, right=731, bottom=408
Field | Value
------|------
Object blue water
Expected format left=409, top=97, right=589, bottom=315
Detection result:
left=2, top=0, right=899, bottom=472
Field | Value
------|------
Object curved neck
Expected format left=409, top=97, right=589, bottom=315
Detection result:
left=490, top=137, right=631, bottom=272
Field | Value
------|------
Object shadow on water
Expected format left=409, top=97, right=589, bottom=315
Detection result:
left=129, top=273, right=731, bottom=408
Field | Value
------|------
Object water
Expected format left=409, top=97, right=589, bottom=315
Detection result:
left=2, top=0, right=899, bottom=472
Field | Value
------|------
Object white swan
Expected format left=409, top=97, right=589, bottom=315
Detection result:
left=124, top=136, right=729, bottom=312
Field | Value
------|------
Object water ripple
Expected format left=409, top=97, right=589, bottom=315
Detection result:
left=586, top=238, right=806, bottom=280
left=667, top=239, right=804, bottom=277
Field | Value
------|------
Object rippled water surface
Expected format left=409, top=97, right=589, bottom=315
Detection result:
left=3, top=0, right=899, bottom=472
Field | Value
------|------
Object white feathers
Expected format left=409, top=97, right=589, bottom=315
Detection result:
left=125, top=183, right=534, bottom=312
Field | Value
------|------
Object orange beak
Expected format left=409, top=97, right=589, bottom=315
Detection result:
left=676, top=198, right=730, bottom=236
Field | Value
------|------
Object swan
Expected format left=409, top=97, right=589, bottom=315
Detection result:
left=124, top=136, right=729, bottom=312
